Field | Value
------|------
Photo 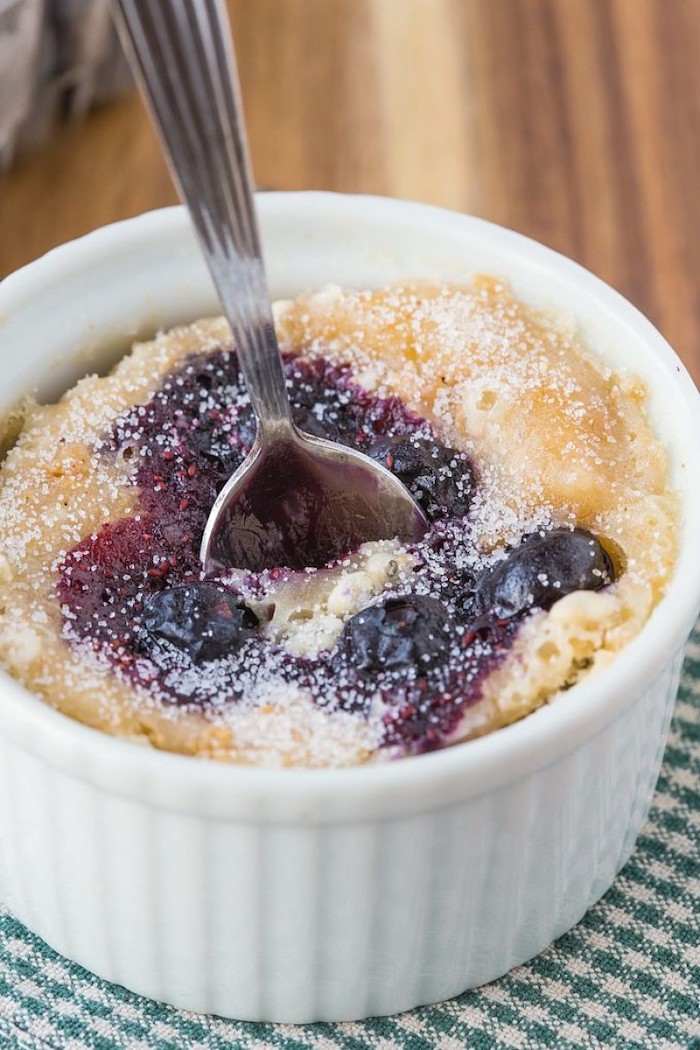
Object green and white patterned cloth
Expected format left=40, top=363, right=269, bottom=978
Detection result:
left=2, top=626, right=699, bottom=1050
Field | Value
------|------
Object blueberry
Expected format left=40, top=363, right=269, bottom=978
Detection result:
left=189, top=425, right=245, bottom=475
left=228, top=404, right=258, bottom=453
left=472, top=528, right=615, bottom=619
left=141, top=584, right=258, bottom=662
left=291, top=386, right=351, bottom=444
left=336, top=595, right=450, bottom=672
left=188, top=401, right=256, bottom=467
left=366, top=437, right=473, bottom=518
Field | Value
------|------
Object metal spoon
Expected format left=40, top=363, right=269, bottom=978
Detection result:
left=113, top=0, right=427, bottom=573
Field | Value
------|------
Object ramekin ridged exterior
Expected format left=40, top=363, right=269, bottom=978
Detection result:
left=0, top=196, right=699, bottom=1023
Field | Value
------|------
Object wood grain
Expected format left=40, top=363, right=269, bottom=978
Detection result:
left=1, top=0, right=698, bottom=381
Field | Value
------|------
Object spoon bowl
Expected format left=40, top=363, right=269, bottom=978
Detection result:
left=201, top=420, right=427, bottom=573
left=114, top=0, right=427, bottom=573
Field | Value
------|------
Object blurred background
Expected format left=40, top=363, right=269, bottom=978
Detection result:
left=1, top=0, right=699, bottom=381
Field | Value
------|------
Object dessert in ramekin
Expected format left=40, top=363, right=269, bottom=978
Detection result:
left=0, top=195, right=698, bottom=1021
left=0, top=276, right=677, bottom=767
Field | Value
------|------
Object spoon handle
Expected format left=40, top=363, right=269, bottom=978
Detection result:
left=113, top=0, right=292, bottom=428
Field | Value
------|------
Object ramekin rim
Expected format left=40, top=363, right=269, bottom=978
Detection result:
left=0, top=192, right=699, bottom=809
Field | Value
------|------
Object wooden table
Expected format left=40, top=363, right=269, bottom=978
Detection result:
left=1, top=0, right=699, bottom=382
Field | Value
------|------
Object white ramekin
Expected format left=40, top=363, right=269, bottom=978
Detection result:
left=0, top=195, right=699, bottom=1024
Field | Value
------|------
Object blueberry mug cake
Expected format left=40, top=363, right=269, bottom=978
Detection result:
left=0, top=277, right=677, bottom=766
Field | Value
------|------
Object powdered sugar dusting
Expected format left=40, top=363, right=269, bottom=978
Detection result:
left=0, top=282, right=678, bottom=767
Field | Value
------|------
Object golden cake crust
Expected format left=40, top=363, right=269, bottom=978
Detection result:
left=0, top=280, right=678, bottom=766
